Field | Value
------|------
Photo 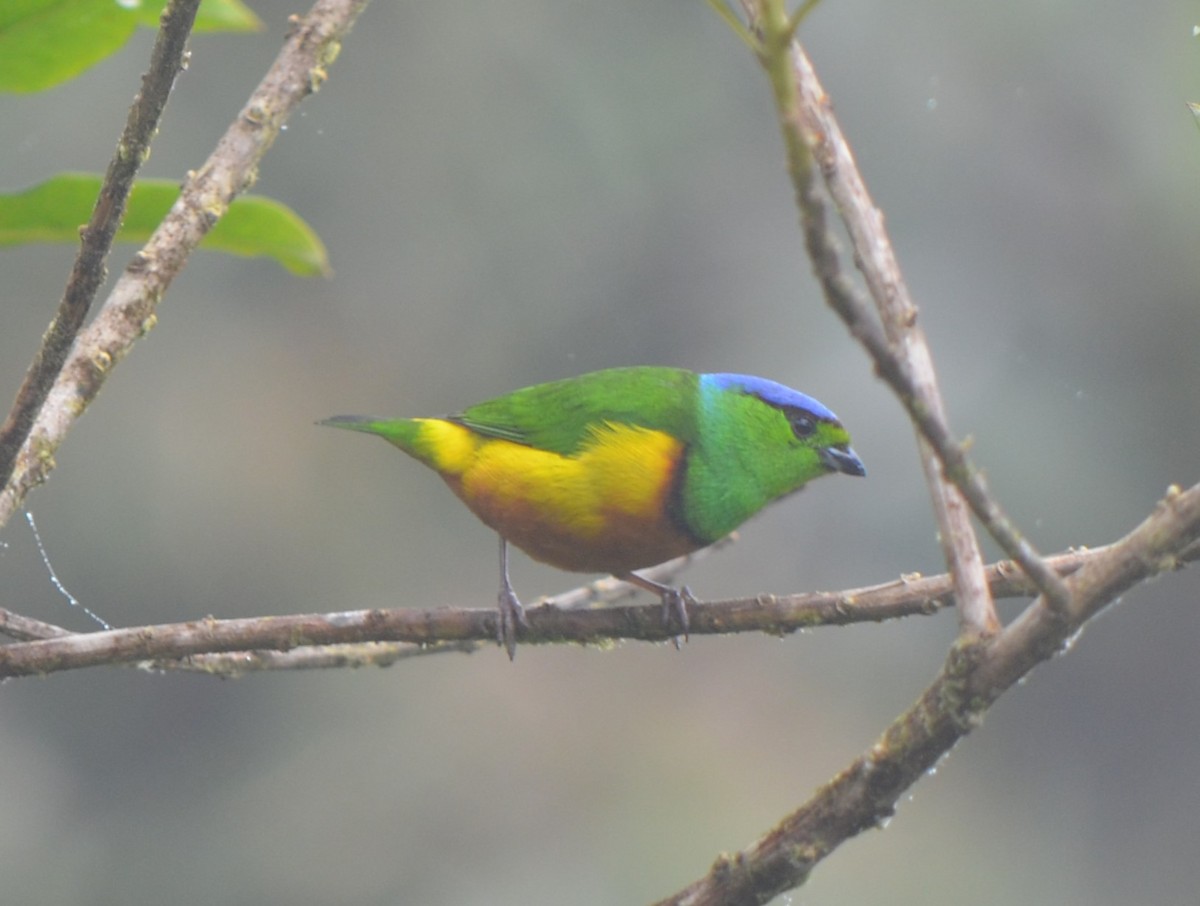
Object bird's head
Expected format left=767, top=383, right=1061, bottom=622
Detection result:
left=702, top=372, right=864, bottom=479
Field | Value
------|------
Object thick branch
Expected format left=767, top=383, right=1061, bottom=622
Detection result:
left=0, top=0, right=370, bottom=530
left=654, top=482, right=1200, bottom=905
left=0, top=0, right=202, bottom=493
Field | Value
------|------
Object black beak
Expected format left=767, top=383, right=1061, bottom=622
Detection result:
left=820, top=445, right=866, bottom=477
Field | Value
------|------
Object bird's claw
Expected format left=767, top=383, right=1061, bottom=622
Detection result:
left=618, top=572, right=697, bottom=650
left=497, top=587, right=528, bottom=661
left=661, top=585, right=696, bottom=650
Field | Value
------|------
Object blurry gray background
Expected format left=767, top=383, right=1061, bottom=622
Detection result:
left=2, top=2, right=1199, bottom=903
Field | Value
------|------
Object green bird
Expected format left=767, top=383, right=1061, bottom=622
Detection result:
left=321, top=366, right=864, bottom=657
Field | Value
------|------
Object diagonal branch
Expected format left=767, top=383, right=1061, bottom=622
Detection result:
left=0, top=0, right=371, bottom=531
left=0, top=0, right=202, bottom=493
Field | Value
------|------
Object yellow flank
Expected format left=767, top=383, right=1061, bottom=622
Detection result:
left=412, top=418, right=699, bottom=574
left=410, top=418, right=481, bottom=474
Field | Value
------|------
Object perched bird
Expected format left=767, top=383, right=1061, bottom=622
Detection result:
left=320, top=366, right=864, bottom=658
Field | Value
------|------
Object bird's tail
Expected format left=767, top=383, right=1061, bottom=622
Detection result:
left=318, top=415, right=424, bottom=451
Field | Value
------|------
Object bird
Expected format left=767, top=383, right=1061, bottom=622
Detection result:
left=320, top=366, right=864, bottom=658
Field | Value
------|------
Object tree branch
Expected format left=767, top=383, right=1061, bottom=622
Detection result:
left=779, top=33, right=1000, bottom=639
left=1, top=534, right=1193, bottom=679
left=636, top=6, right=1200, bottom=903
left=0, top=0, right=371, bottom=531
left=746, top=0, right=1072, bottom=629
left=653, top=482, right=1200, bottom=906
left=0, top=0, right=202, bottom=494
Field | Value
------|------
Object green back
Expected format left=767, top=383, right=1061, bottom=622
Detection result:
left=453, top=367, right=701, bottom=454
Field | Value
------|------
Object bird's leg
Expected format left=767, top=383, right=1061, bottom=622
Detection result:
left=618, top=572, right=696, bottom=648
left=497, top=537, right=528, bottom=660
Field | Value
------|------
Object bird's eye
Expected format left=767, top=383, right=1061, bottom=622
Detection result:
left=789, top=413, right=816, bottom=439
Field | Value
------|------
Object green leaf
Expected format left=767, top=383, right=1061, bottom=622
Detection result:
left=194, top=0, right=261, bottom=33
left=134, top=0, right=262, bottom=34
left=202, top=192, right=332, bottom=278
left=0, top=173, right=331, bottom=277
left=0, top=0, right=139, bottom=93
left=0, top=0, right=260, bottom=94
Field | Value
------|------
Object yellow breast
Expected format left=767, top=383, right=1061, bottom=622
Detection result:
left=413, top=418, right=700, bottom=574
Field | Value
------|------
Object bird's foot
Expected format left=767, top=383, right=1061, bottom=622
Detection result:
left=618, top=572, right=696, bottom=648
left=659, top=585, right=696, bottom=650
left=497, top=586, right=529, bottom=661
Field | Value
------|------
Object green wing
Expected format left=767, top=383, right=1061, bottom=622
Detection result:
left=452, top=366, right=700, bottom=455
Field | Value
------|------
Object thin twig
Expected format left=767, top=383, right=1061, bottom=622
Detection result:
left=0, top=0, right=202, bottom=494
left=0, top=608, right=72, bottom=642
left=780, top=34, right=999, bottom=639
left=140, top=639, right=484, bottom=675
left=747, top=0, right=1071, bottom=630
left=704, top=0, right=759, bottom=53
left=0, top=0, right=370, bottom=531
left=749, top=0, right=997, bottom=638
